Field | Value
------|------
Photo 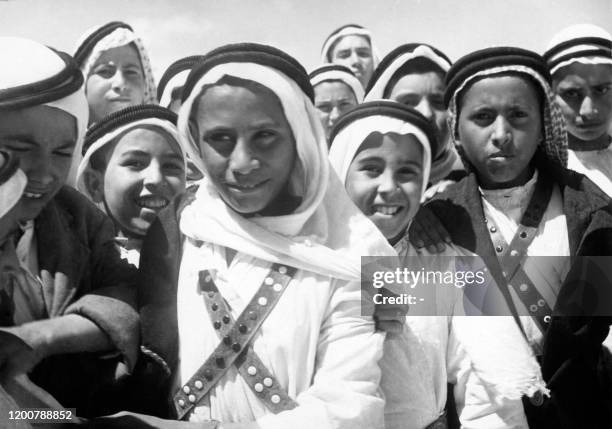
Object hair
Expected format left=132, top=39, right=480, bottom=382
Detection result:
left=188, top=75, right=288, bottom=140
left=383, top=57, right=447, bottom=99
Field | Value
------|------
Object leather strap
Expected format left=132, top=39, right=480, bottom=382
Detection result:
left=173, top=263, right=298, bottom=419
left=485, top=175, right=554, bottom=336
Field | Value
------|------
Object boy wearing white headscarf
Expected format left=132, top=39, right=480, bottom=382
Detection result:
left=0, top=37, right=137, bottom=417
left=90, top=43, right=394, bottom=429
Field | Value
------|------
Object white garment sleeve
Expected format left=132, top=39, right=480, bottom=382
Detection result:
left=255, top=279, right=385, bottom=429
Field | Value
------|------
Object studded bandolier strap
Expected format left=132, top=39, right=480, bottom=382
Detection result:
left=173, top=263, right=298, bottom=420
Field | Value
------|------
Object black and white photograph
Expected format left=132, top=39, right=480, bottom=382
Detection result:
left=1, top=0, right=612, bottom=428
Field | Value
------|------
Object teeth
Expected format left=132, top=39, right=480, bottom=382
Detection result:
left=136, top=196, right=168, bottom=209
left=24, top=192, right=43, bottom=199
left=373, top=205, right=401, bottom=216
left=233, top=182, right=262, bottom=190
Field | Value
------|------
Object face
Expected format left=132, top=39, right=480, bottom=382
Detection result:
left=553, top=63, right=612, bottom=141
left=389, top=72, right=449, bottom=144
left=345, top=132, right=424, bottom=240
left=314, top=81, right=358, bottom=142
left=331, top=35, right=374, bottom=88
left=0, top=106, right=77, bottom=220
left=86, top=44, right=146, bottom=123
left=457, top=75, right=542, bottom=189
left=87, top=128, right=186, bottom=236
left=193, top=84, right=297, bottom=216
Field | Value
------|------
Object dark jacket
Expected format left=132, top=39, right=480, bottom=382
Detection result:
left=423, top=156, right=612, bottom=428
left=23, top=186, right=138, bottom=417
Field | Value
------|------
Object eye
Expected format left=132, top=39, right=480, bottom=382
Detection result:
left=316, top=103, right=332, bottom=113
left=253, top=130, right=278, bottom=148
left=206, top=132, right=234, bottom=145
left=470, top=110, right=495, bottom=124
left=560, top=88, right=583, bottom=99
left=93, top=64, right=116, bottom=79
left=336, top=50, right=350, bottom=59
left=594, top=85, right=611, bottom=96
left=3, top=142, right=31, bottom=152
left=356, top=49, right=372, bottom=58
left=162, top=161, right=185, bottom=175
left=52, top=149, right=74, bottom=158
left=123, top=159, right=147, bottom=170
left=360, top=163, right=382, bottom=176
left=397, top=95, right=420, bottom=108
left=397, top=167, right=419, bottom=179
left=429, top=95, right=445, bottom=111
left=124, top=67, right=144, bottom=79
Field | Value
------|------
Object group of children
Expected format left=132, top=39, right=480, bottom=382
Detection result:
left=0, top=17, right=611, bottom=429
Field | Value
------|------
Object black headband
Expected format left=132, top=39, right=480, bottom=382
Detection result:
left=328, top=100, right=438, bottom=155
left=182, top=43, right=314, bottom=103
left=543, top=37, right=612, bottom=72
left=157, top=55, right=206, bottom=101
left=444, top=46, right=550, bottom=107
left=309, top=64, right=358, bottom=80
left=366, top=43, right=451, bottom=94
left=83, top=104, right=177, bottom=155
left=73, top=21, right=134, bottom=67
left=0, top=49, right=83, bottom=110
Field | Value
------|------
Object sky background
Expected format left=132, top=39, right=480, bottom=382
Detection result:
left=2, top=0, right=611, bottom=83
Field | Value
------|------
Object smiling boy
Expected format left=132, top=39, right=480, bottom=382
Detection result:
left=0, top=37, right=137, bottom=416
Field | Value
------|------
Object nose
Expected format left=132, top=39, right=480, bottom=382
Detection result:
left=491, top=115, right=512, bottom=147
left=229, top=139, right=259, bottom=175
left=328, top=106, right=341, bottom=125
left=349, top=51, right=361, bottom=67
left=579, top=95, right=598, bottom=119
left=142, top=161, right=164, bottom=187
left=378, top=169, right=397, bottom=195
left=111, top=70, right=128, bottom=93
left=415, top=99, right=434, bottom=120
left=27, top=154, right=54, bottom=187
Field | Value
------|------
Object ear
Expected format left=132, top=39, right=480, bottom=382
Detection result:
left=83, top=170, right=105, bottom=203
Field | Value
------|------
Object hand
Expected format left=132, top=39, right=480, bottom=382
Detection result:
left=374, top=288, right=408, bottom=334
left=422, top=179, right=456, bottom=201
left=408, top=206, right=451, bottom=254
left=86, top=411, right=221, bottom=429
left=0, top=328, right=47, bottom=382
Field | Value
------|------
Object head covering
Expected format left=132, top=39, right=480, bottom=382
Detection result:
left=76, top=104, right=184, bottom=200
left=320, top=24, right=380, bottom=67
left=0, top=151, right=27, bottom=219
left=157, top=55, right=205, bottom=107
left=177, top=42, right=395, bottom=281
left=0, top=36, right=89, bottom=167
left=365, top=43, right=452, bottom=99
left=544, top=24, right=612, bottom=75
left=365, top=43, right=457, bottom=183
left=309, top=64, right=365, bottom=102
left=74, top=21, right=157, bottom=105
left=328, top=100, right=437, bottom=201
left=445, top=46, right=568, bottom=169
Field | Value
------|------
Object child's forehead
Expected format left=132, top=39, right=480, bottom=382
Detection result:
left=553, top=62, right=612, bottom=85
left=112, top=125, right=181, bottom=154
left=355, top=131, right=424, bottom=158
left=0, top=105, right=77, bottom=141
left=95, top=43, right=141, bottom=67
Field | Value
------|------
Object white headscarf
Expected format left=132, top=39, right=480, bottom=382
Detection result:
left=328, top=114, right=432, bottom=202
left=0, top=156, right=27, bottom=219
left=546, top=23, right=612, bottom=75
left=0, top=37, right=89, bottom=180
left=364, top=45, right=451, bottom=101
left=177, top=61, right=395, bottom=281
left=320, top=25, right=380, bottom=69
left=310, top=65, right=365, bottom=102
left=75, top=118, right=184, bottom=201
left=76, top=25, right=157, bottom=105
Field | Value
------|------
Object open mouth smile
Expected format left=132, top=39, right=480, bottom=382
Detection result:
left=371, top=204, right=403, bottom=216
left=135, top=195, right=169, bottom=210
